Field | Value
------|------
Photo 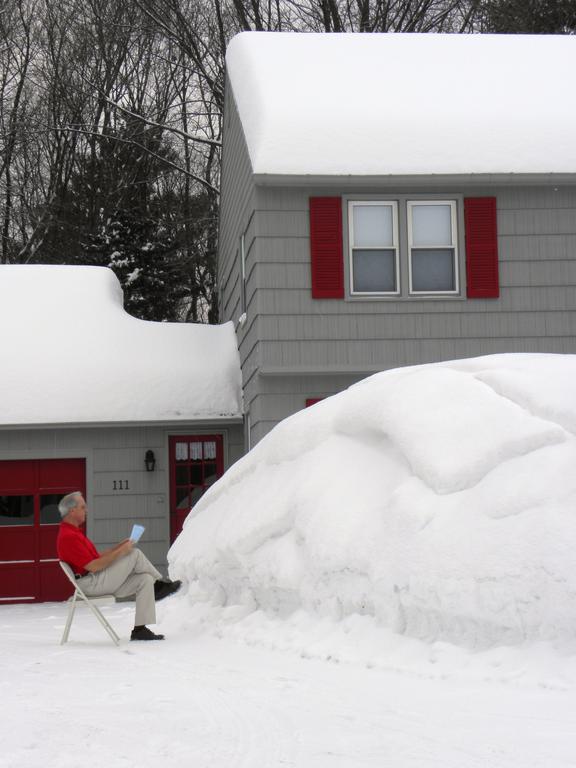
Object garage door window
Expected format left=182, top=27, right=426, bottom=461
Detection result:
left=40, top=494, right=64, bottom=525
left=0, top=495, right=34, bottom=526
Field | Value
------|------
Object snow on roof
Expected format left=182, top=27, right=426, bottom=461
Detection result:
left=0, top=266, right=242, bottom=426
left=169, top=353, right=576, bottom=650
left=226, top=32, right=576, bottom=177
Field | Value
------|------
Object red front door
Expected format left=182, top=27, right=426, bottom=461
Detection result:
left=169, top=435, right=223, bottom=542
left=0, top=458, right=86, bottom=603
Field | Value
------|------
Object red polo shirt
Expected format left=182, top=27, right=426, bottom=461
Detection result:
left=57, top=522, right=100, bottom=576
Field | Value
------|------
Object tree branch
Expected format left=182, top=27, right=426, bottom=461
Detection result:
left=81, top=78, right=221, bottom=148
left=51, top=125, right=219, bottom=195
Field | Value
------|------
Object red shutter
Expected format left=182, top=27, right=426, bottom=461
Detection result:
left=305, top=398, right=323, bottom=407
left=464, top=197, right=499, bottom=298
left=309, top=197, right=344, bottom=299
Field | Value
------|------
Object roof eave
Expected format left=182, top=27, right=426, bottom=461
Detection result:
left=252, top=171, right=576, bottom=188
left=0, top=415, right=244, bottom=432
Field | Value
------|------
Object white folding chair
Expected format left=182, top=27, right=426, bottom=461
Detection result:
left=59, top=561, right=120, bottom=646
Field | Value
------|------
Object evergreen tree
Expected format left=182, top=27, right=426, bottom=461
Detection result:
left=480, top=0, right=576, bottom=32
left=34, top=118, right=217, bottom=323
left=84, top=209, right=189, bottom=321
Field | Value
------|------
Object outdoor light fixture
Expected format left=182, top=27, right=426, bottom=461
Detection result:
left=145, top=450, right=156, bottom=472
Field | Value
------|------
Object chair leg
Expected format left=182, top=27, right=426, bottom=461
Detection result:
left=81, top=595, right=121, bottom=646
left=61, top=592, right=78, bottom=645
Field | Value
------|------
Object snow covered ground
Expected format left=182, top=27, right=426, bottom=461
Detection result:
left=4, top=353, right=576, bottom=766
left=2, top=599, right=576, bottom=768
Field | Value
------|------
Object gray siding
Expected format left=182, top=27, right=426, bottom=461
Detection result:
left=218, top=83, right=262, bottom=446
left=218, top=80, right=256, bottom=330
left=0, top=422, right=244, bottom=573
left=233, top=184, right=576, bottom=445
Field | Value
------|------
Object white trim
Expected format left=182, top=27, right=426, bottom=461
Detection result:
left=0, top=416, right=243, bottom=432
left=407, top=200, right=459, bottom=295
left=0, top=524, right=34, bottom=528
left=0, top=559, right=34, bottom=564
left=348, top=200, right=400, bottom=296
left=0, top=596, right=35, bottom=601
left=239, top=233, right=247, bottom=314
left=255, top=172, right=576, bottom=187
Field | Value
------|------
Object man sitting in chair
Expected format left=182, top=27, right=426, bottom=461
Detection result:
left=56, top=492, right=181, bottom=641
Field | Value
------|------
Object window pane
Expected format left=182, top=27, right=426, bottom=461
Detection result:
left=353, top=205, right=394, bottom=247
left=175, top=442, right=188, bottom=461
left=176, top=465, right=189, bottom=485
left=190, top=464, right=203, bottom=485
left=204, top=462, right=218, bottom=486
left=411, top=249, right=456, bottom=292
left=412, top=205, right=452, bottom=246
left=40, top=494, right=62, bottom=525
left=0, top=495, right=34, bottom=526
left=204, top=441, right=217, bottom=460
left=175, top=488, right=189, bottom=509
left=353, top=249, right=396, bottom=292
left=190, top=442, right=203, bottom=461
left=190, top=486, right=205, bottom=507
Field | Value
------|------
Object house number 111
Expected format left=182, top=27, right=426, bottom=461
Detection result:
left=113, top=480, right=130, bottom=491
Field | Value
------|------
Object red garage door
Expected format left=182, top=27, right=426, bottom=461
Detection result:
left=0, top=459, right=86, bottom=604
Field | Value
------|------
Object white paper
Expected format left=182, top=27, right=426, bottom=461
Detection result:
left=130, top=524, right=145, bottom=543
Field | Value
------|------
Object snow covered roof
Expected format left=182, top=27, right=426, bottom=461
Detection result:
left=226, top=32, right=576, bottom=177
left=0, top=266, right=242, bottom=426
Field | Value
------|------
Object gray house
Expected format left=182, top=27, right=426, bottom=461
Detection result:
left=218, top=32, right=576, bottom=447
left=4, top=32, right=576, bottom=604
left=0, top=265, right=243, bottom=603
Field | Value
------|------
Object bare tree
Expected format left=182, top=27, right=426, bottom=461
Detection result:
left=1, top=0, right=491, bottom=315
left=0, top=0, right=39, bottom=262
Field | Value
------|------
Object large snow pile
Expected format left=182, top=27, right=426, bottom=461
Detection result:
left=0, top=265, right=242, bottom=425
left=169, top=354, right=576, bottom=650
left=226, top=32, right=576, bottom=176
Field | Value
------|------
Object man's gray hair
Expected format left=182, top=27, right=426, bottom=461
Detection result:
left=58, top=492, right=83, bottom=518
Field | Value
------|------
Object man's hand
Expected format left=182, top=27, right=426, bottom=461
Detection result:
left=85, top=538, right=134, bottom=573
left=118, top=539, right=134, bottom=555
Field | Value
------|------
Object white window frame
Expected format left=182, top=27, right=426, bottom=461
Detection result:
left=407, top=200, right=459, bottom=296
left=348, top=200, right=400, bottom=296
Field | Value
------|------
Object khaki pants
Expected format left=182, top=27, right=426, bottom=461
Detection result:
left=77, top=549, right=162, bottom=626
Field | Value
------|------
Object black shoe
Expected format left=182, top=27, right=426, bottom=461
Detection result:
left=154, top=579, right=182, bottom=601
left=130, top=626, right=165, bottom=641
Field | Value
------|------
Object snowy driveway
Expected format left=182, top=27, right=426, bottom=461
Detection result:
left=2, top=603, right=576, bottom=768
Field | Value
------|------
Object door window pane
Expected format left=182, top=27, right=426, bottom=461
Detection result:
left=353, top=205, right=394, bottom=247
left=190, top=442, right=203, bottom=461
left=175, top=488, right=189, bottom=509
left=204, top=463, right=218, bottom=486
left=175, top=442, right=188, bottom=461
left=190, top=464, right=203, bottom=485
left=412, top=204, right=452, bottom=246
left=411, top=249, right=456, bottom=292
left=204, top=441, right=217, bottom=460
left=40, top=494, right=62, bottom=525
left=190, top=487, right=205, bottom=506
left=175, top=465, right=189, bottom=485
left=352, top=250, right=396, bottom=292
left=0, top=495, right=34, bottom=526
